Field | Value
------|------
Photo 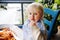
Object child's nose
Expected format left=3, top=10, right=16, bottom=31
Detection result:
left=32, top=14, right=34, bottom=20
left=32, top=14, right=34, bottom=17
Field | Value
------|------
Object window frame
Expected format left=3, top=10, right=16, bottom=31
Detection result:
left=0, top=1, right=33, bottom=25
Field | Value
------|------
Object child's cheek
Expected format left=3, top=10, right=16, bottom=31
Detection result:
left=28, top=16, right=33, bottom=21
left=35, top=17, right=40, bottom=22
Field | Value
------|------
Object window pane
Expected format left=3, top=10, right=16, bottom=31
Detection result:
left=23, top=4, right=30, bottom=22
left=0, top=3, right=22, bottom=24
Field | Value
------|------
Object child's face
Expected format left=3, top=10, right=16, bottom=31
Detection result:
left=28, top=7, right=43, bottom=22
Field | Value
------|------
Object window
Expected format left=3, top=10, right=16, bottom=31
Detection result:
left=23, top=3, right=31, bottom=22
left=0, top=2, right=32, bottom=25
left=0, top=3, right=22, bottom=24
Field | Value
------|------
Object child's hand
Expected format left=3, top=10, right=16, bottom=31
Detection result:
left=29, top=20, right=37, bottom=27
left=29, top=20, right=40, bottom=30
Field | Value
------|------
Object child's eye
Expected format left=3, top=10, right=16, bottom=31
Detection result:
left=34, top=13, right=37, bottom=15
left=29, top=13, right=32, bottom=15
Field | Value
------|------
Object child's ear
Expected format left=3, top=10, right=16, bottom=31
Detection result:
left=40, top=14, right=44, bottom=20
